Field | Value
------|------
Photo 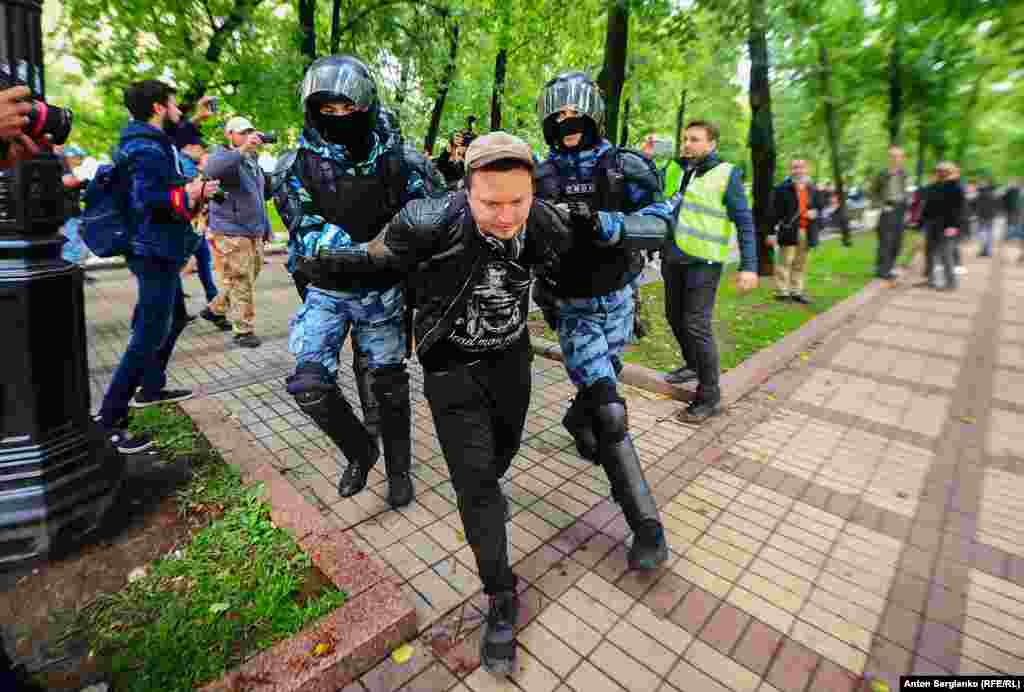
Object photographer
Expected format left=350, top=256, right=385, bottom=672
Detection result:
left=0, top=85, right=43, bottom=169
left=434, top=121, right=477, bottom=189
left=95, top=79, right=220, bottom=453
left=202, top=116, right=272, bottom=348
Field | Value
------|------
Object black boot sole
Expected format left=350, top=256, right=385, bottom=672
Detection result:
left=629, top=539, right=669, bottom=571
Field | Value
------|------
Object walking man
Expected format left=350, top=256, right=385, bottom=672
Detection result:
left=871, top=145, right=909, bottom=279
left=319, top=132, right=668, bottom=677
left=531, top=71, right=671, bottom=572
left=96, top=80, right=219, bottom=452
left=203, top=115, right=272, bottom=348
left=661, top=120, right=758, bottom=423
left=273, top=55, right=442, bottom=508
left=769, top=158, right=824, bottom=303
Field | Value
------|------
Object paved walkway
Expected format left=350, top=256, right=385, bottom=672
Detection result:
left=82, top=228, right=1024, bottom=692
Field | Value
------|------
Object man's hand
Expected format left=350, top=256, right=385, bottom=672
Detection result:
left=185, top=178, right=220, bottom=207
left=0, top=133, right=43, bottom=170
left=240, top=132, right=263, bottom=155
left=944, top=227, right=959, bottom=237
left=735, top=271, right=758, bottom=293
left=806, top=209, right=818, bottom=220
left=63, top=173, right=83, bottom=190
left=0, top=86, right=32, bottom=140
left=766, top=236, right=777, bottom=248
left=192, top=96, right=215, bottom=124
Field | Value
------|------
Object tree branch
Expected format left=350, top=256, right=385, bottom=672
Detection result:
left=334, top=0, right=447, bottom=39
left=201, top=0, right=218, bottom=32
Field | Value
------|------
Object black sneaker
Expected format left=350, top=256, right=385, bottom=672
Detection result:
left=791, top=294, right=813, bottom=305
left=629, top=521, right=669, bottom=571
left=774, top=294, right=791, bottom=301
left=104, top=426, right=155, bottom=454
left=665, top=367, right=697, bottom=385
left=200, top=308, right=231, bottom=331
left=387, top=473, right=414, bottom=508
left=131, top=389, right=194, bottom=408
left=676, top=398, right=721, bottom=424
left=480, top=590, right=519, bottom=676
left=338, top=462, right=371, bottom=498
left=234, top=333, right=262, bottom=348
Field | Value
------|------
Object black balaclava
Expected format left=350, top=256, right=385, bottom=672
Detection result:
left=313, top=109, right=374, bottom=162
left=554, top=116, right=597, bottom=153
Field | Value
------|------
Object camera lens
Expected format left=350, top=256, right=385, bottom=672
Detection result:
left=24, top=100, right=73, bottom=145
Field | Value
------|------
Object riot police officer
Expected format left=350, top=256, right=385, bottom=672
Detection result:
left=533, top=71, right=672, bottom=570
left=272, top=55, right=441, bottom=508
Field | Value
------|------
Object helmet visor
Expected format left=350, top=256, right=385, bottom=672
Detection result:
left=301, top=62, right=376, bottom=110
left=538, top=78, right=604, bottom=125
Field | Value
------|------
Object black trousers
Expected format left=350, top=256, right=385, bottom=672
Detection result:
left=663, top=259, right=723, bottom=401
left=926, top=225, right=958, bottom=289
left=424, top=348, right=532, bottom=594
left=876, top=205, right=906, bottom=276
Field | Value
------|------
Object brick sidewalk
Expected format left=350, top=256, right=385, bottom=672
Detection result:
left=82, top=230, right=1024, bottom=692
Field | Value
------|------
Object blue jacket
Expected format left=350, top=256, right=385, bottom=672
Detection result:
left=115, top=121, right=199, bottom=265
left=664, top=154, right=758, bottom=273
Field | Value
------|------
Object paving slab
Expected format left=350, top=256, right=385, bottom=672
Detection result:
left=81, top=225, right=1024, bottom=691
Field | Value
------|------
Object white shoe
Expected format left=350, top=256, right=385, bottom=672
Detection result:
left=954, top=266, right=967, bottom=276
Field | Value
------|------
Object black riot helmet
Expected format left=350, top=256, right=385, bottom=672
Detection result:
left=300, top=55, right=380, bottom=159
left=538, top=71, right=605, bottom=151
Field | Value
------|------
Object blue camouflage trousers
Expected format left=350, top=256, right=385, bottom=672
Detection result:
left=557, top=285, right=634, bottom=389
left=289, top=284, right=406, bottom=379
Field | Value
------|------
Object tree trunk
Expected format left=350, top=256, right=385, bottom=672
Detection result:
left=916, top=119, right=926, bottom=189
left=330, top=0, right=343, bottom=54
left=674, top=89, right=687, bottom=159
left=619, top=97, right=630, bottom=147
left=490, top=48, right=507, bottom=131
left=818, top=41, right=851, bottom=244
left=748, top=0, right=776, bottom=276
left=299, top=0, right=317, bottom=67
left=598, top=0, right=629, bottom=144
left=425, top=19, right=459, bottom=155
left=887, top=32, right=903, bottom=146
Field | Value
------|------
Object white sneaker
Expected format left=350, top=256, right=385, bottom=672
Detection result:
left=954, top=266, right=967, bottom=276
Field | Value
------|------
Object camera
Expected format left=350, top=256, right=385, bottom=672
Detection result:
left=258, top=131, right=277, bottom=145
left=0, top=77, right=73, bottom=145
left=200, top=175, right=229, bottom=204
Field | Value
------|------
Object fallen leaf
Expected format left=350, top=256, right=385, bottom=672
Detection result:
left=391, top=643, right=415, bottom=664
left=960, top=415, right=976, bottom=424
left=312, top=642, right=334, bottom=657
left=454, top=529, right=466, bottom=543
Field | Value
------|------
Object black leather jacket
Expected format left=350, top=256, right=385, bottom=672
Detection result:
left=313, top=192, right=576, bottom=359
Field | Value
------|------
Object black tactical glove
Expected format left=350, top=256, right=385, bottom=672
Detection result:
left=567, top=200, right=602, bottom=238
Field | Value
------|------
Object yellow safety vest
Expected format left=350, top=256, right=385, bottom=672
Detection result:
left=674, top=162, right=736, bottom=263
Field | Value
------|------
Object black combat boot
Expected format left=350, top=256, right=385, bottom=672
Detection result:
left=287, top=364, right=379, bottom=498
left=373, top=366, right=414, bottom=508
left=480, top=589, right=519, bottom=676
left=563, top=396, right=598, bottom=461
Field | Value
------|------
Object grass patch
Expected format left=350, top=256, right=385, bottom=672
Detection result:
left=534, top=234, right=879, bottom=373
left=73, top=405, right=346, bottom=691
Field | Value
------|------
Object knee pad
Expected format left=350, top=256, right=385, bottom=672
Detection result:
left=583, top=377, right=628, bottom=444
left=286, top=362, right=336, bottom=410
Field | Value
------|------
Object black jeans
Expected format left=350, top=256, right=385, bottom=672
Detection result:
left=424, top=348, right=532, bottom=594
left=876, top=205, right=906, bottom=276
left=926, top=225, right=957, bottom=289
left=663, top=259, right=723, bottom=401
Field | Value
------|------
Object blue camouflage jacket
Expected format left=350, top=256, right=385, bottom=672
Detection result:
left=274, top=120, right=437, bottom=276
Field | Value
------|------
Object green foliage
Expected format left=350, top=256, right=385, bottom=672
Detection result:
left=72, top=406, right=346, bottom=692
left=45, top=0, right=1022, bottom=180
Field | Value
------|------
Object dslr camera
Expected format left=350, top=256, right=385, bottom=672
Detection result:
left=258, top=131, right=278, bottom=145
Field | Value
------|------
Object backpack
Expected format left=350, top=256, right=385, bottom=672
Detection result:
left=81, top=133, right=166, bottom=258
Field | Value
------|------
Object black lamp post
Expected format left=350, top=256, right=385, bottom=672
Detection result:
left=0, top=0, right=122, bottom=567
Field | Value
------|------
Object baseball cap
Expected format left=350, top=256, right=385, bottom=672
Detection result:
left=465, top=131, right=535, bottom=171
left=225, top=116, right=255, bottom=134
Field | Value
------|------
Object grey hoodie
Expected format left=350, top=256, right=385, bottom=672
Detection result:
left=205, top=145, right=272, bottom=238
